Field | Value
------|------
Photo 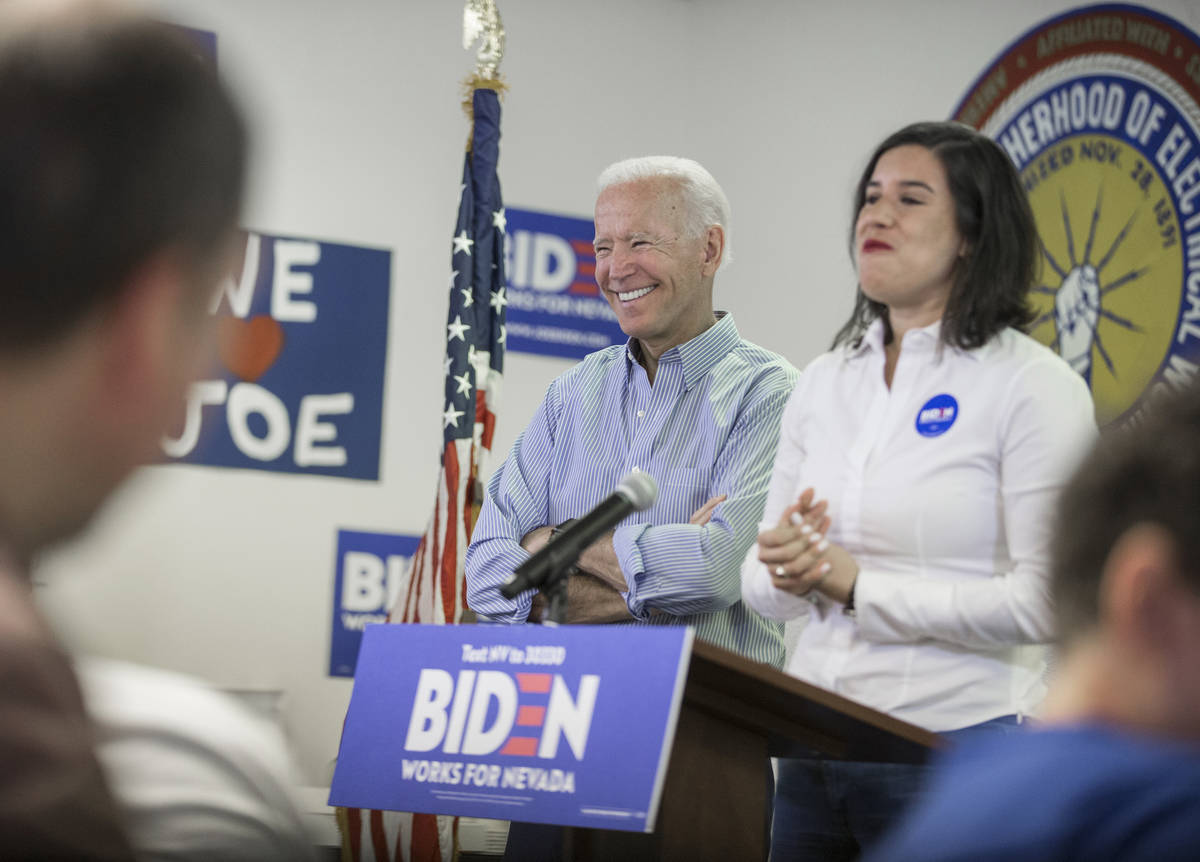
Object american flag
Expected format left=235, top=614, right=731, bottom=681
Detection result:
left=339, top=85, right=506, bottom=862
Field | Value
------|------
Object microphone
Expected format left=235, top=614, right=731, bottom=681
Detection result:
left=500, top=470, right=658, bottom=598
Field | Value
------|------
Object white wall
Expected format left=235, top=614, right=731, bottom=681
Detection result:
left=35, top=0, right=1200, bottom=784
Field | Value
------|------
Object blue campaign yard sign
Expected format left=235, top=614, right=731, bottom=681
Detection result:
left=505, top=207, right=625, bottom=360
left=330, top=623, right=694, bottom=832
left=330, top=530, right=422, bottom=678
left=162, top=231, right=391, bottom=481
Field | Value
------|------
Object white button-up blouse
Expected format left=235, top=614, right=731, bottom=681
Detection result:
left=741, top=318, right=1097, bottom=731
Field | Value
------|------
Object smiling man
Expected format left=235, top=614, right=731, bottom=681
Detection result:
left=466, top=156, right=798, bottom=662
left=467, top=158, right=797, bottom=860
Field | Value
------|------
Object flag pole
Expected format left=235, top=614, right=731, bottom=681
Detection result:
left=337, top=4, right=509, bottom=860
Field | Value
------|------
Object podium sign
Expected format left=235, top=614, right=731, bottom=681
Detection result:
left=330, top=623, right=694, bottom=832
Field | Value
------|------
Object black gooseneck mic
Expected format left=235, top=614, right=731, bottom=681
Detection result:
left=500, top=470, right=658, bottom=599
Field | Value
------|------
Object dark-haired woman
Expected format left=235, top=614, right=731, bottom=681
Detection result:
left=741, top=122, right=1097, bottom=860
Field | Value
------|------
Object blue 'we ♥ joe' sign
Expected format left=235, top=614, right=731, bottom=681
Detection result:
left=330, top=624, right=694, bottom=832
left=162, top=231, right=390, bottom=480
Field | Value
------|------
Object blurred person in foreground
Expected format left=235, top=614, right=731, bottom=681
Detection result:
left=0, top=2, right=309, bottom=859
left=868, top=380, right=1200, bottom=861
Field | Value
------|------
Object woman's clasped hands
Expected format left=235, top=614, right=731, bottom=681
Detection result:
left=756, top=488, right=859, bottom=604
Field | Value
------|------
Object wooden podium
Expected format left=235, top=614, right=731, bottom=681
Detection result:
left=560, top=639, right=941, bottom=861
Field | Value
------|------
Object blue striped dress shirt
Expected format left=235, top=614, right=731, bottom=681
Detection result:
left=465, top=313, right=800, bottom=667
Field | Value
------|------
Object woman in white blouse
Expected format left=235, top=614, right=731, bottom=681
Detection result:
left=741, top=121, right=1096, bottom=860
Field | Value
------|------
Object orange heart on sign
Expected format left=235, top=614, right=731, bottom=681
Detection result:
left=218, top=315, right=285, bottom=382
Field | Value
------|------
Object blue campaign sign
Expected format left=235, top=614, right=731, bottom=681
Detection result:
left=329, top=530, right=422, bottom=678
left=505, top=207, right=626, bottom=360
left=162, top=231, right=391, bottom=480
left=330, top=623, right=694, bottom=832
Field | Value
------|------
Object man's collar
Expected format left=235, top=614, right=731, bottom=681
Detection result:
left=625, top=312, right=739, bottom=388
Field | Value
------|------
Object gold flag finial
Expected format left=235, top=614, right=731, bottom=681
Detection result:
left=463, top=0, right=504, bottom=80
left=461, top=0, right=507, bottom=127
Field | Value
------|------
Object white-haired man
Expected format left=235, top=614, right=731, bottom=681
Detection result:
left=467, top=155, right=797, bottom=659
left=466, top=155, right=796, bottom=860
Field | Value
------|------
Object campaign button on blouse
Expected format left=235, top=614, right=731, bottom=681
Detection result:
left=915, top=394, right=958, bottom=438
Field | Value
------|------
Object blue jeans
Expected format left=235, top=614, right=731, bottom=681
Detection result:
left=770, top=715, right=1024, bottom=861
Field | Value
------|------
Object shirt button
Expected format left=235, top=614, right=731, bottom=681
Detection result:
left=631, top=466, right=640, bottom=473
left=636, top=410, right=645, bottom=418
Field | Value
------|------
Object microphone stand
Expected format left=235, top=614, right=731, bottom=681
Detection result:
left=541, top=561, right=574, bottom=625
left=533, top=526, right=578, bottom=626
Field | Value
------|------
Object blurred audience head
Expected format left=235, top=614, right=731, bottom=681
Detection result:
left=0, top=0, right=247, bottom=558
left=1050, top=379, right=1200, bottom=736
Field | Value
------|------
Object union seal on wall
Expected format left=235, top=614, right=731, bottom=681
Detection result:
left=954, top=4, right=1200, bottom=427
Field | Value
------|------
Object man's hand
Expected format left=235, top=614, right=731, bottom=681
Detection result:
left=689, top=494, right=727, bottom=525
left=520, top=524, right=554, bottom=555
left=519, top=526, right=557, bottom=623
